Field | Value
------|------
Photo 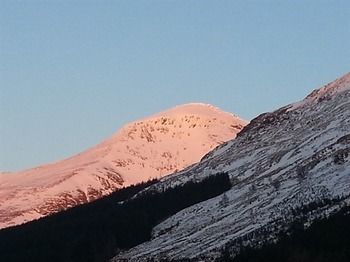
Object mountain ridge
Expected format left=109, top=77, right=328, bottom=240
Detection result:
left=0, top=103, right=247, bottom=229
left=113, top=72, right=350, bottom=261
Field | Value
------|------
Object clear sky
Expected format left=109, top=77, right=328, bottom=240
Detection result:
left=1, top=0, right=349, bottom=171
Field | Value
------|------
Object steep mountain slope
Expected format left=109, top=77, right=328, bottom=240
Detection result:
left=0, top=103, right=247, bottom=229
left=113, top=72, right=350, bottom=261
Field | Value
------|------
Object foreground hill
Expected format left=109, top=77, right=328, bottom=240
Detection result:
left=113, top=72, right=350, bottom=261
left=0, top=103, right=247, bottom=229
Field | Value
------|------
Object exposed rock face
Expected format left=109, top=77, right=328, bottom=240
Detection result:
left=112, top=73, right=350, bottom=261
left=0, top=103, right=247, bottom=229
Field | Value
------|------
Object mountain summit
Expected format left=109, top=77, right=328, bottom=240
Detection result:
left=0, top=103, right=247, bottom=228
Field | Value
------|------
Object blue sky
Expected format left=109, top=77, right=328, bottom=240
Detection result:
left=1, top=0, right=349, bottom=171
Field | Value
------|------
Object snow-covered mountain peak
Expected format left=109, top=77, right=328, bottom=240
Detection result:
left=0, top=103, right=247, bottom=229
left=304, top=72, right=350, bottom=101
left=288, top=72, right=350, bottom=111
left=141, top=102, right=240, bottom=120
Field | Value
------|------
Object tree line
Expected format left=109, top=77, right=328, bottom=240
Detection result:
left=216, top=205, right=350, bottom=262
left=0, top=172, right=231, bottom=262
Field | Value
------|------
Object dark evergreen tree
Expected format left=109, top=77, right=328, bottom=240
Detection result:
left=0, top=172, right=231, bottom=262
left=216, top=205, right=350, bottom=262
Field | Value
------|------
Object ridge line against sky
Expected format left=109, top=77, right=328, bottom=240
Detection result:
left=1, top=1, right=349, bottom=171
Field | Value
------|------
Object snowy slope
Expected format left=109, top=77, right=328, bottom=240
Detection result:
left=113, top=73, right=350, bottom=261
left=0, top=103, right=247, bottom=229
